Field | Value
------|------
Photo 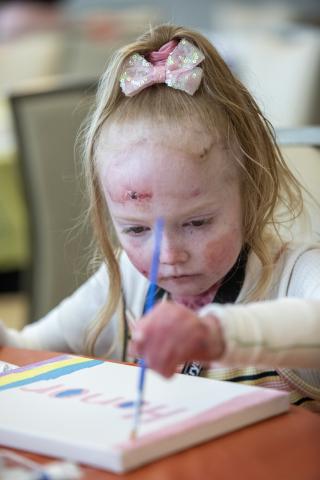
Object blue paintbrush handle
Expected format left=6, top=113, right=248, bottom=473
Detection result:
left=144, top=217, right=164, bottom=313
left=132, top=218, right=164, bottom=436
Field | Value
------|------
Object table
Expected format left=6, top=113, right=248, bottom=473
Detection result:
left=1, top=347, right=320, bottom=480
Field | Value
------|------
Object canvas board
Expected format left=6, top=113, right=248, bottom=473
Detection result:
left=0, top=355, right=289, bottom=473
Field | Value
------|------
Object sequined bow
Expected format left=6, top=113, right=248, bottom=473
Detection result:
left=120, top=39, right=205, bottom=97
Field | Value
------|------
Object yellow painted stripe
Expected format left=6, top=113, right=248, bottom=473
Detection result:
left=0, top=356, right=90, bottom=387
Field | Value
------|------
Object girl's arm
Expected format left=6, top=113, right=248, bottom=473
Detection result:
left=131, top=297, right=320, bottom=377
left=200, top=298, right=320, bottom=368
left=0, top=264, right=109, bottom=354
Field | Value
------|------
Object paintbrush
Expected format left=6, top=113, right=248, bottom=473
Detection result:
left=130, top=217, right=164, bottom=440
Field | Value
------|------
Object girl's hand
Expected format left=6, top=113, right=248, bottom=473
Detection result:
left=130, top=301, right=225, bottom=378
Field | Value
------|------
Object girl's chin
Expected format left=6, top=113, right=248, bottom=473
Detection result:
left=160, top=276, right=222, bottom=300
left=168, top=288, right=202, bottom=298
left=160, top=280, right=211, bottom=298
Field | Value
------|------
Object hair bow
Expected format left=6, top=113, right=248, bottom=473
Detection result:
left=120, top=39, right=205, bottom=97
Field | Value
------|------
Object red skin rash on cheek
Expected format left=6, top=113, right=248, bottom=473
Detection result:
left=126, top=249, right=149, bottom=277
left=204, top=232, right=241, bottom=277
left=204, top=239, right=225, bottom=269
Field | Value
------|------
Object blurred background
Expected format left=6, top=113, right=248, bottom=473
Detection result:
left=0, top=0, right=319, bottom=331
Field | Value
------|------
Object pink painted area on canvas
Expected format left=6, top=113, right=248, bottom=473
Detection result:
left=116, top=389, right=288, bottom=451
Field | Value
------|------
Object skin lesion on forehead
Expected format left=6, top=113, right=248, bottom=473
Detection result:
left=197, top=134, right=231, bottom=160
left=198, top=143, right=213, bottom=160
left=125, top=190, right=153, bottom=201
left=105, top=183, right=154, bottom=205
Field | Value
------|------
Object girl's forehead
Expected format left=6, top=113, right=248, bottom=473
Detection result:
left=97, top=122, right=239, bottom=199
left=97, top=120, right=222, bottom=161
left=97, top=120, right=241, bottom=194
left=97, top=121, right=240, bottom=207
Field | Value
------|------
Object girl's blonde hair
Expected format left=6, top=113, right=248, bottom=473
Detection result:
left=83, top=24, right=303, bottom=356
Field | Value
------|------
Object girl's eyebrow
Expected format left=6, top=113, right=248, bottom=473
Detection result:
left=176, top=198, right=220, bottom=217
left=113, top=215, right=151, bottom=224
left=113, top=205, right=219, bottom=225
left=181, top=208, right=220, bottom=221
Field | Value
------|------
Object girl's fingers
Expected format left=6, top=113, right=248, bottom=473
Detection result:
left=130, top=302, right=225, bottom=377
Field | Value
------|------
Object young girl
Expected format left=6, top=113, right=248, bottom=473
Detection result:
left=1, top=24, right=319, bottom=411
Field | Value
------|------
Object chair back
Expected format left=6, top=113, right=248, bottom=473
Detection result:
left=10, top=78, right=97, bottom=321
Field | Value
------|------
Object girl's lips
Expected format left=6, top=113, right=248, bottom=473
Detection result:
left=171, top=275, right=193, bottom=279
left=160, top=274, right=199, bottom=281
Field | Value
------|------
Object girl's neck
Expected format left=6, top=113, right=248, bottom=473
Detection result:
left=170, top=282, right=221, bottom=310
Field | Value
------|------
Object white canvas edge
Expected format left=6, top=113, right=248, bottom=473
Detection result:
left=0, top=391, right=289, bottom=473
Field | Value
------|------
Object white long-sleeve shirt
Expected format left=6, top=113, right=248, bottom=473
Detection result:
left=1, top=242, right=320, bottom=406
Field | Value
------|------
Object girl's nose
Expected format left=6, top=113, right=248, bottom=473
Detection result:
left=159, top=235, right=189, bottom=265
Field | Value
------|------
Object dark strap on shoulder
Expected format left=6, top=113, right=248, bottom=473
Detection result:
left=214, top=245, right=249, bottom=304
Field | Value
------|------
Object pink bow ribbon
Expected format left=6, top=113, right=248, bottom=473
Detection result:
left=120, top=38, right=205, bottom=97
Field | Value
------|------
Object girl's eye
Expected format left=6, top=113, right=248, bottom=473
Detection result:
left=123, top=226, right=150, bottom=236
left=183, top=218, right=212, bottom=228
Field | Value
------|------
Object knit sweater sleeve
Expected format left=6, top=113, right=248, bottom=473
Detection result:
left=198, top=247, right=320, bottom=369
left=199, top=298, right=320, bottom=368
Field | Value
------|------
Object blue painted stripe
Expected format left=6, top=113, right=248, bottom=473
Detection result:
left=117, top=401, right=136, bottom=408
left=55, top=388, right=86, bottom=397
left=0, top=359, right=103, bottom=392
